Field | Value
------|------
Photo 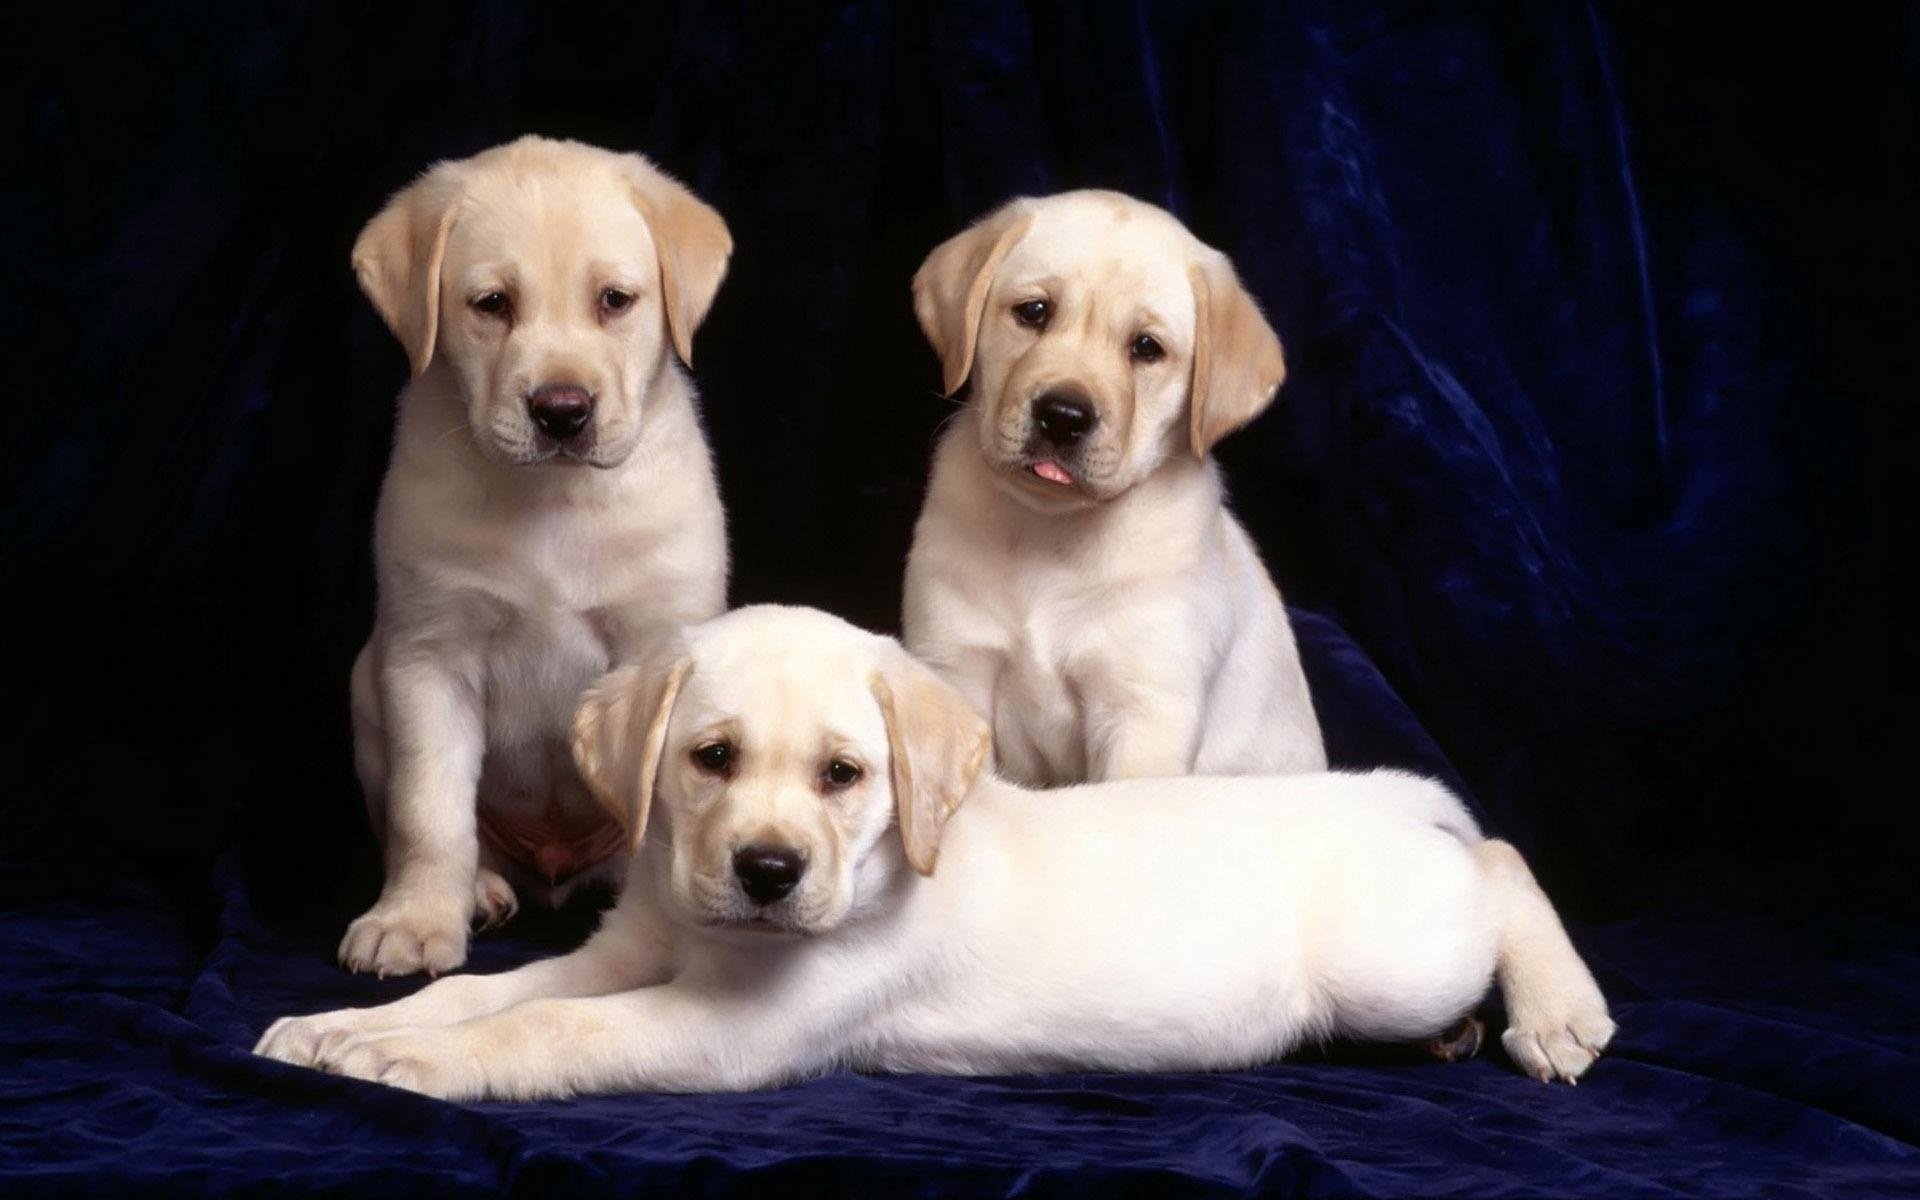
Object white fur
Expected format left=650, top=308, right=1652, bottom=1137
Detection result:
left=903, top=191, right=1325, bottom=784
left=906, top=432, right=1323, bottom=783
left=260, top=607, right=1614, bottom=1099
left=339, top=138, right=730, bottom=977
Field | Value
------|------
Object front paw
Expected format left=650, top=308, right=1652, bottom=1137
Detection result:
left=321, top=1028, right=469, bottom=1100
left=255, top=1009, right=380, bottom=1068
left=1503, top=1006, right=1617, bottom=1084
left=339, top=896, right=469, bottom=977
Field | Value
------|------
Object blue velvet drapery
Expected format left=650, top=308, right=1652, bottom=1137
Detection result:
left=3, top=2, right=1912, bottom=1195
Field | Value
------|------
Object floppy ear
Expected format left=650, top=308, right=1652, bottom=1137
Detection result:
left=622, top=157, right=733, bottom=368
left=1187, top=254, right=1287, bottom=458
left=352, top=165, right=466, bottom=377
left=871, top=649, right=992, bottom=875
left=911, top=201, right=1034, bottom=396
left=570, top=651, right=694, bottom=850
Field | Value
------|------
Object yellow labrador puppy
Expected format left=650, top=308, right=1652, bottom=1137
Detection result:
left=338, top=136, right=731, bottom=977
left=903, top=191, right=1325, bottom=785
left=256, top=606, right=1614, bottom=1099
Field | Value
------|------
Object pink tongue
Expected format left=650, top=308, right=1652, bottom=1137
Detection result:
left=1032, top=461, right=1074, bottom=485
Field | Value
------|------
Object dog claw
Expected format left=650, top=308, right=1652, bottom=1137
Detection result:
left=1422, top=1015, right=1486, bottom=1063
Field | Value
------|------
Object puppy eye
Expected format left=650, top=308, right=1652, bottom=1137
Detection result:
left=471, top=291, right=511, bottom=318
left=1130, top=333, right=1165, bottom=364
left=1012, top=299, right=1050, bottom=329
left=692, top=742, right=733, bottom=774
left=823, top=759, right=862, bottom=789
left=600, top=287, right=635, bottom=315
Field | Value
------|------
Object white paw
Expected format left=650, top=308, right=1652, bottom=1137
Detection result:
left=1503, top=1005, right=1617, bottom=1084
left=254, top=1008, right=379, bottom=1067
left=319, top=1028, right=466, bottom=1100
left=338, top=897, right=468, bottom=977
left=472, top=869, right=519, bottom=932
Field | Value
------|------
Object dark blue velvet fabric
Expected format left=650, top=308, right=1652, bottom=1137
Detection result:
left=3, top=2, right=1914, bottom=1195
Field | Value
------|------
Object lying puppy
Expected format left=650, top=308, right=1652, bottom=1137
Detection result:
left=903, top=191, right=1326, bottom=785
left=258, top=606, right=1615, bottom=1099
left=338, top=136, right=731, bottom=976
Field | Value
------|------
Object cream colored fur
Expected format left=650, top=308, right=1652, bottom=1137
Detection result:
left=260, top=606, right=1614, bottom=1098
left=339, top=137, right=731, bottom=977
left=903, top=191, right=1325, bottom=785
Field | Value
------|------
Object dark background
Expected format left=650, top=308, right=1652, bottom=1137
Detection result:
left=2, top=3, right=1914, bottom=1196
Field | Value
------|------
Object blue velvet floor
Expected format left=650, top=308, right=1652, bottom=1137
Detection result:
left=2, top=615, right=1913, bottom=1197
left=6, top=840, right=1915, bottom=1198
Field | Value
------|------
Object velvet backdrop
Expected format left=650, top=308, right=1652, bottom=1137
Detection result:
left=3, top=2, right=1914, bottom=1195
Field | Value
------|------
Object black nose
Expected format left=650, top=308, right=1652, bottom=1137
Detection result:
left=732, top=844, right=806, bottom=906
left=528, top=385, right=594, bottom=440
left=1033, top=391, right=1096, bottom=448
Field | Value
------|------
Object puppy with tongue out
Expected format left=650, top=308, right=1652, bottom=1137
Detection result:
left=902, top=191, right=1327, bottom=787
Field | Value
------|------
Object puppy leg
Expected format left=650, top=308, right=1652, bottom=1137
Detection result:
left=339, top=654, right=485, bottom=977
left=1478, top=840, right=1616, bottom=1082
left=1085, top=679, right=1202, bottom=780
left=357, top=650, right=517, bottom=935
left=909, top=647, right=997, bottom=735
left=320, top=984, right=825, bottom=1101
left=260, top=908, right=669, bottom=1067
left=350, top=642, right=388, bottom=833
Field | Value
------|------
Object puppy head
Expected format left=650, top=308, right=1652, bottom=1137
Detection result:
left=353, top=136, right=731, bottom=468
left=913, top=190, right=1285, bottom=509
left=571, top=606, right=990, bottom=939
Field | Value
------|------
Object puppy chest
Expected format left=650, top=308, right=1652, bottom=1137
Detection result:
left=990, top=633, right=1088, bottom=786
left=480, top=612, right=611, bottom=743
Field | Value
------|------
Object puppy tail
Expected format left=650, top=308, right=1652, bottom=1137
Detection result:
left=1476, top=839, right=1616, bottom=1083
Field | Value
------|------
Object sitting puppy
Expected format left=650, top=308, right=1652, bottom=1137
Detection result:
left=903, top=191, right=1326, bottom=785
left=337, top=137, right=731, bottom=977
left=258, top=606, right=1615, bottom=1099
